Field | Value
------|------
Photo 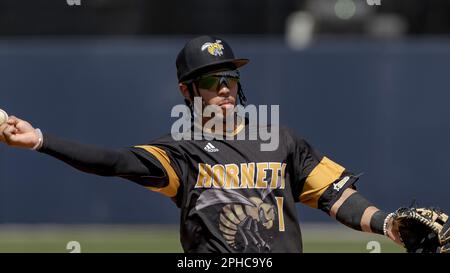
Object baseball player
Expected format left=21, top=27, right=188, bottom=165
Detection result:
left=0, top=36, right=418, bottom=253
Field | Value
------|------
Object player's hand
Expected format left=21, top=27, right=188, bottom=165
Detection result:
left=0, top=116, right=41, bottom=149
left=385, top=216, right=404, bottom=246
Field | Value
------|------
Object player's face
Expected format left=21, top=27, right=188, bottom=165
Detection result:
left=196, top=70, right=239, bottom=117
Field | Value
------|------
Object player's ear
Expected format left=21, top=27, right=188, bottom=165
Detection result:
left=179, top=83, right=191, bottom=101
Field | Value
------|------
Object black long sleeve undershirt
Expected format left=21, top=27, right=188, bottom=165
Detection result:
left=38, top=133, right=166, bottom=187
left=335, top=191, right=386, bottom=235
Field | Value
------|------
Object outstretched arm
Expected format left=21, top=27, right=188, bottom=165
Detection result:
left=0, top=116, right=165, bottom=182
left=330, top=187, right=403, bottom=245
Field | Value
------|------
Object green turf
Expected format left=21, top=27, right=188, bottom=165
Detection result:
left=0, top=223, right=404, bottom=253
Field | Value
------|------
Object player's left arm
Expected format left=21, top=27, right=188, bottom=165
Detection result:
left=329, top=187, right=384, bottom=234
left=328, top=187, right=402, bottom=245
left=292, top=141, right=402, bottom=244
left=288, top=131, right=402, bottom=244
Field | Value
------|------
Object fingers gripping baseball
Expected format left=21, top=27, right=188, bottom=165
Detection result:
left=1, top=116, right=40, bottom=149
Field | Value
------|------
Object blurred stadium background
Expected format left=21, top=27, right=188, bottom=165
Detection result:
left=0, top=0, right=449, bottom=253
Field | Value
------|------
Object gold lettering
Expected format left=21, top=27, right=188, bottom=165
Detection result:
left=196, top=162, right=286, bottom=190
left=280, top=163, right=286, bottom=189
left=256, top=162, right=269, bottom=188
left=269, top=162, right=282, bottom=189
left=195, top=163, right=212, bottom=188
left=225, top=164, right=240, bottom=189
left=212, top=165, right=225, bottom=188
left=240, top=163, right=255, bottom=188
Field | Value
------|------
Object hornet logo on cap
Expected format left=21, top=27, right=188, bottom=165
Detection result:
left=201, top=40, right=224, bottom=56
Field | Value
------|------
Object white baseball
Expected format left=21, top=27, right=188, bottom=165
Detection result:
left=0, top=109, right=8, bottom=126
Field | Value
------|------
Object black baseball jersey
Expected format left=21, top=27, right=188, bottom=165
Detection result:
left=128, top=120, right=358, bottom=253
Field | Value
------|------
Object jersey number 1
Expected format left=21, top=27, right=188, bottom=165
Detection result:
left=275, top=197, right=285, bottom=232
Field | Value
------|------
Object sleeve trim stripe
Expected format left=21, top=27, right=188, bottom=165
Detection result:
left=330, top=188, right=356, bottom=218
left=134, top=145, right=180, bottom=198
left=361, top=206, right=379, bottom=233
left=300, top=156, right=345, bottom=208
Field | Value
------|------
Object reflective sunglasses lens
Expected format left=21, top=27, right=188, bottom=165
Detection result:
left=225, top=77, right=239, bottom=88
left=198, top=77, right=219, bottom=89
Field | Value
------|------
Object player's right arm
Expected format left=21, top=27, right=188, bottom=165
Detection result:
left=0, top=116, right=165, bottom=183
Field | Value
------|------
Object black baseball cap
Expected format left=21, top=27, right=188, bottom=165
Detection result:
left=176, top=35, right=249, bottom=83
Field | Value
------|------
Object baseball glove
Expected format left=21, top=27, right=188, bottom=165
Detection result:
left=389, top=207, right=450, bottom=253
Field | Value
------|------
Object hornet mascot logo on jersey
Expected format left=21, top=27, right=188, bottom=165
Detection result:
left=195, top=187, right=277, bottom=253
left=201, top=40, right=225, bottom=56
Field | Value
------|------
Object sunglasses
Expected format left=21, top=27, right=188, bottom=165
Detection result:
left=193, top=70, right=240, bottom=91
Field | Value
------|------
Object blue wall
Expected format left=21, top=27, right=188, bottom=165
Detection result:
left=1, top=37, right=449, bottom=223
